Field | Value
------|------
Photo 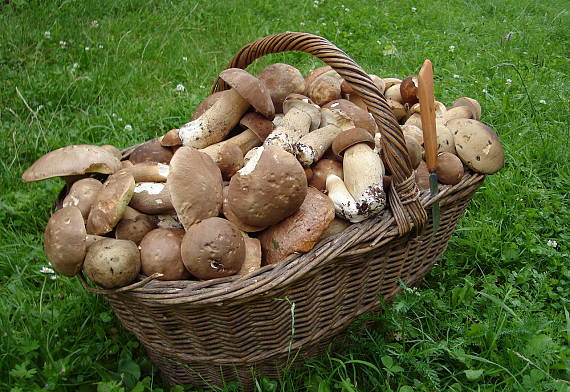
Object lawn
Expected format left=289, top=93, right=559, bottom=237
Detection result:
left=1, top=0, right=569, bottom=391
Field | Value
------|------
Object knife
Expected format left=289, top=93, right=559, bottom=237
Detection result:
left=417, top=59, right=440, bottom=230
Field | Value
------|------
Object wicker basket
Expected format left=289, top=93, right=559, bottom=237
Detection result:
left=80, top=32, right=485, bottom=390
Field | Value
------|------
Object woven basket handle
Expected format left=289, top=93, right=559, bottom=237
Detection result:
left=213, top=32, right=427, bottom=235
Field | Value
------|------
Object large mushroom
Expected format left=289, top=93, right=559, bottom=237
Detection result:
left=258, top=63, right=306, bottom=113
left=174, top=68, right=274, bottom=149
left=129, top=182, right=174, bottom=214
left=139, top=228, right=190, bottom=280
left=62, top=178, right=103, bottom=220
left=326, top=128, right=386, bottom=222
left=129, top=138, right=174, bottom=164
left=83, top=238, right=141, bottom=289
left=22, top=144, right=121, bottom=183
left=44, top=206, right=105, bottom=276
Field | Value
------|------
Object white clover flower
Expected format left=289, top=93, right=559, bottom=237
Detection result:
left=539, top=99, right=546, bottom=104
left=199, top=84, right=205, bottom=89
left=44, top=31, right=51, bottom=39
left=547, top=240, right=558, bottom=248
left=59, top=40, right=67, bottom=49
left=182, top=56, right=188, bottom=61
left=40, top=267, right=55, bottom=274
left=175, top=83, right=186, bottom=92
left=112, top=112, right=117, bottom=118
left=411, top=7, right=417, bottom=12
left=98, top=44, right=104, bottom=49
left=506, top=78, right=512, bottom=84
left=84, top=46, right=90, bottom=51
left=118, top=117, right=123, bottom=122
left=91, top=20, right=99, bottom=28
left=448, top=45, right=456, bottom=52
left=300, top=22, right=305, bottom=26
left=482, top=88, right=488, bottom=93
left=124, top=124, right=133, bottom=131
left=453, top=74, right=460, bottom=79
left=50, top=275, right=57, bottom=280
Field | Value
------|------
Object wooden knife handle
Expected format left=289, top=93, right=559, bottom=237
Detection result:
left=418, top=60, right=438, bottom=173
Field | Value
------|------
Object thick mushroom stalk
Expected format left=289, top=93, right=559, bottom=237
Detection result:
left=294, top=109, right=354, bottom=167
left=264, top=94, right=320, bottom=153
left=172, top=69, right=274, bottom=149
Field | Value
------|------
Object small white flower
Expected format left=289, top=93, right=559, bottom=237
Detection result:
left=84, top=46, right=90, bottom=51
left=124, top=124, right=133, bottom=131
left=40, top=267, right=55, bottom=274
left=91, top=20, right=99, bottom=28
left=506, top=78, right=512, bottom=84
left=448, top=45, right=456, bottom=52
left=175, top=83, right=186, bottom=92
left=182, top=56, right=188, bottom=61
left=199, top=84, right=205, bottom=89
left=321, top=22, right=326, bottom=26
left=482, top=88, right=488, bottom=93
left=345, top=7, right=350, bottom=11
left=411, top=7, right=417, bottom=12
left=112, top=112, right=117, bottom=118
left=523, top=51, right=528, bottom=55
left=44, top=31, right=51, bottom=39
left=118, top=117, right=123, bottom=122
left=98, top=44, right=104, bottom=49
left=453, top=74, right=460, bottom=79
left=376, top=40, right=381, bottom=45
left=59, top=40, right=67, bottom=48
left=300, top=22, right=305, bottom=26
left=50, top=275, right=57, bottom=280
left=539, top=99, right=546, bottom=105
left=547, top=240, right=558, bottom=248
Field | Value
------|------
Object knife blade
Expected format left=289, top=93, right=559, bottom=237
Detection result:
left=417, top=59, right=440, bottom=230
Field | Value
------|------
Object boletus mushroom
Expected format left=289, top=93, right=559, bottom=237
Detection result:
left=139, top=228, right=190, bottom=280
left=62, top=178, right=103, bottom=220
left=83, top=238, right=141, bottom=289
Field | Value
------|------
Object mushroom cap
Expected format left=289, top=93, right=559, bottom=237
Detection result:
left=62, top=178, right=103, bottom=220
left=400, top=75, right=419, bottom=106
left=181, top=217, right=246, bottom=280
left=322, top=99, right=378, bottom=135
left=414, top=161, right=430, bottom=191
left=129, top=138, right=174, bottom=164
left=405, top=135, right=423, bottom=169
left=100, top=145, right=123, bottom=160
left=436, top=119, right=457, bottom=154
left=259, top=187, right=335, bottom=265
left=401, top=124, right=424, bottom=145
left=368, top=74, right=386, bottom=93
left=331, top=128, right=375, bottom=160
left=222, top=185, right=267, bottom=232
left=130, top=182, right=174, bottom=214
left=83, top=238, right=141, bottom=289
left=217, top=143, right=244, bottom=180
left=239, top=112, right=275, bottom=142
left=219, top=68, right=275, bottom=119
left=115, top=211, right=157, bottom=245
left=44, top=206, right=88, bottom=277
left=304, top=66, right=333, bottom=92
left=436, top=152, right=465, bottom=185
left=237, top=235, right=262, bottom=275
left=309, top=159, right=343, bottom=191
left=167, top=146, right=223, bottom=229
left=258, top=63, right=306, bottom=113
left=453, top=97, right=481, bottom=121
left=86, top=170, right=136, bottom=235
left=382, top=77, right=402, bottom=92
left=282, top=94, right=321, bottom=130
left=307, top=72, right=342, bottom=106
left=384, top=84, right=403, bottom=104
left=22, top=144, right=121, bottom=182
left=227, top=145, right=308, bottom=227
left=160, top=129, right=182, bottom=147
left=139, top=228, right=190, bottom=281
left=191, top=90, right=229, bottom=121
left=447, top=118, right=504, bottom=174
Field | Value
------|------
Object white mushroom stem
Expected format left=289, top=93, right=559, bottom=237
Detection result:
left=177, top=88, right=250, bottom=148
left=264, top=107, right=313, bottom=153
left=200, top=128, right=262, bottom=158
left=325, top=175, right=369, bottom=223
left=343, top=143, right=385, bottom=201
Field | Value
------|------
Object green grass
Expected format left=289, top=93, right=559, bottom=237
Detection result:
left=1, top=0, right=569, bottom=390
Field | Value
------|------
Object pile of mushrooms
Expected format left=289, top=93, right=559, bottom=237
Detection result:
left=22, top=62, right=504, bottom=288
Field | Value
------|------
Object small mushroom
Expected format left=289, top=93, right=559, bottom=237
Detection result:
left=436, top=119, right=456, bottom=154
left=322, top=99, right=378, bottom=135
left=227, top=145, right=307, bottom=227
left=382, top=77, right=402, bottom=92
left=414, top=161, right=430, bottom=191
left=453, top=97, right=481, bottom=121
left=307, top=70, right=343, bottom=105
left=167, top=146, right=223, bottom=230
left=86, top=170, right=136, bottom=235
left=62, top=178, right=103, bottom=220
left=309, top=159, right=343, bottom=192
left=400, top=75, right=419, bottom=106
left=83, top=238, right=141, bottom=289
left=115, top=206, right=158, bottom=245
left=22, top=145, right=121, bottom=182
left=44, top=206, right=105, bottom=276
left=401, top=124, right=424, bottom=146
left=384, top=84, right=403, bottom=104
left=447, top=118, right=504, bottom=174
left=139, top=228, right=190, bottom=280
left=175, top=68, right=274, bottom=149
left=258, top=63, right=306, bottom=113
left=129, top=138, right=174, bottom=164
left=441, top=105, right=474, bottom=123
left=405, top=135, right=423, bottom=169
left=181, top=217, right=246, bottom=280
left=304, top=66, right=333, bottom=92
left=436, top=152, right=465, bottom=185
left=259, top=187, right=335, bottom=265
left=129, top=182, right=174, bottom=214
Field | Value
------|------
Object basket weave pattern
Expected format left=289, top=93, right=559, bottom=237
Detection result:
left=82, top=33, right=485, bottom=389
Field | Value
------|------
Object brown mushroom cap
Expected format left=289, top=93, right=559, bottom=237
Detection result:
left=86, top=170, right=136, bottom=235
left=401, top=124, right=424, bottom=145
left=219, top=68, right=275, bottom=119
left=259, top=187, right=335, bottom=265
left=222, top=185, right=267, bottom=232
left=447, top=118, right=504, bottom=174
left=436, top=152, right=465, bottom=185
left=227, top=145, right=308, bottom=227
left=453, top=97, right=481, bottom=121
left=83, top=238, right=141, bottom=289
left=309, top=159, right=343, bottom=191
left=100, top=145, right=123, bottom=160
left=129, top=182, right=174, bottom=214
left=331, top=128, right=375, bottom=160
left=322, top=99, right=378, bottom=135
left=139, top=228, right=190, bottom=281
left=307, top=72, right=342, bottom=106
left=181, top=217, right=246, bottom=280
left=415, top=161, right=430, bottom=191
left=258, top=63, right=306, bottom=113
left=160, top=129, right=182, bottom=147
left=304, top=66, right=333, bottom=92
left=22, top=145, right=121, bottom=182
left=239, top=112, right=275, bottom=142
left=44, top=206, right=89, bottom=276
left=217, top=143, right=244, bottom=180
left=167, top=146, right=223, bottom=229
left=191, top=90, right=229, bottom=121
left=400, top=75, right=419, bottom=106
left=129, top=138, right=174, bottom=164
left=405, top=135, right=423, bottom=169
left=62, top=178, right=103, bottom=220
left=115, top=209, right=157, bottom=245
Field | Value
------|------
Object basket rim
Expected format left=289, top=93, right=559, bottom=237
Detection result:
left=81, top=172, right=485, bottom=304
